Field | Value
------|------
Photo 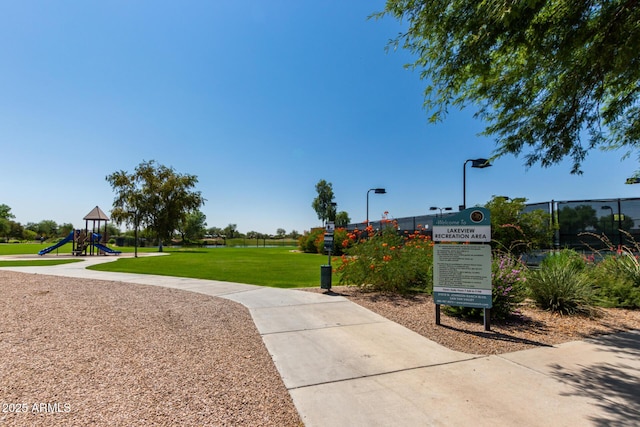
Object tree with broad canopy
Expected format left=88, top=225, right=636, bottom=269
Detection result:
left=106, top=160, right=205, bottom=251
left=377, top=0, right=640, bottom=174
left=312, top=179, right=336, bottom=226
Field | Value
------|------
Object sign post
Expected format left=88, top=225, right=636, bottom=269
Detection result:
left=320, top=222, right=335, bottom=290
left=432, top=208, right=493, bottom=331
left=324, top=222, right=335, bottom=265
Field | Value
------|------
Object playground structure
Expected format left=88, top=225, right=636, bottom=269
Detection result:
left=38, top=206, right=121, bottom=256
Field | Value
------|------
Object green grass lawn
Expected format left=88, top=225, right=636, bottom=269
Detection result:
left=0, top=259, right=83, bottom=267
left=223, top=237, right=298, bottom=247
left=89, top=247, right=334, bottom=288
left=0, top=241, right=297, bottom=255
left=0, top=242, right=65, bottom=255
left=0, top=244, right=334, bottom=288
left=0, top=242, right=159, bottom=256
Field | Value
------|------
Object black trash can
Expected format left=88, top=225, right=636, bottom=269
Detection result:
left=320, top=265, right=332, bottom=290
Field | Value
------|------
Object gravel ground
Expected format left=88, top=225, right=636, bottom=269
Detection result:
left=0, top=271, right=302, bottom=427
left=3, top=270, right=639, bottom=426
left=306, top=286, right=640, bottom=355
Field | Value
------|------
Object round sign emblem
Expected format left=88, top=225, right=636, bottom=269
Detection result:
left=470, top=210, right=484, bottom=223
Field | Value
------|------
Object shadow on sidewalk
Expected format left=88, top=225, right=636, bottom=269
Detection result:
left=438, top=323, right=554, bottom=349
left=550, top=332, right=640, bottom=426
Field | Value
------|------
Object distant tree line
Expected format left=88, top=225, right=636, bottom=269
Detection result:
left=0, top=204, right=120, bottom=243
left=201, top=224, right=301, bottom=242
left=0, top=202, right=301, bottom=245
left=2, top=164, right=339, bottom=245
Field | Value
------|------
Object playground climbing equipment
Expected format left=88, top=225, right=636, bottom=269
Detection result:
left=38, top=206, right=121, bottom=256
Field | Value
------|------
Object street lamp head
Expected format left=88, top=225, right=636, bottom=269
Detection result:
left=601, top=205, right=612, bottom=210
left=366, top=188, right=386, bottom=223
left=430, top=206, right=452, bottom=214
left=626, top=177, right=640, bottom=184
left=470, top=158, right=491, bottom=168
left=462, top=158, right=491, bottom=211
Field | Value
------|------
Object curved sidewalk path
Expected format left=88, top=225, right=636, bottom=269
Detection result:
left=2, top=255, right=639, bottom=426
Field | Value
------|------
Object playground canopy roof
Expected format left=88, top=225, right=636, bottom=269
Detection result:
left=84, top=206, right=110, bottom=221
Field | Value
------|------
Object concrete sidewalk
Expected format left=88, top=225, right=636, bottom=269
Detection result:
left=2, top=256, right=639, bottom=426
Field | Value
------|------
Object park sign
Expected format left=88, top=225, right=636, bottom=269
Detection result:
left=432, top=207, right=491, bottom=242
left=432, top=207, right=492, bottom=313
left=433, top=244, right=492, bottom=308
left=324, top=221, right=335, bottom=253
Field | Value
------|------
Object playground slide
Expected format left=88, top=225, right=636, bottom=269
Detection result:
left=93, top=242, right=122, bottom=255
left=38, top=231, right=75, bottom=256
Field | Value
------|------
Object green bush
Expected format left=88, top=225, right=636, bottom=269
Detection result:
left=298, top=227, right=349, bottom=256
left=298, top=228, right=324, bottom=253
left=590, top=254, right=640, bottom=308
left=527, top=249, right=597, bottom=315
left=337, top=223, right=433, bottom=294
left=485, top=196, right=553, bottom=256
left=22, top=229, right=37, bottom=241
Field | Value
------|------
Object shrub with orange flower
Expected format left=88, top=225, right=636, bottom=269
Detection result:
left=337, top=222, right=434, bottom=294
left=298, top=227, right=350, bottom=255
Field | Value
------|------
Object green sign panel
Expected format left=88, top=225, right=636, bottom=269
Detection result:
left=432, top=208, right=492, bottom=309
left=433, top=244, right=492, bottom=308
left=432, top=207, right=491, bottom=242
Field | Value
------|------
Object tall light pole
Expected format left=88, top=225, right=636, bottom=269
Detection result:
left=462, top=158, right=491, bottom=210
left=366, top=188, right=386, bottom=224
left=429, top=206, right=452, bottom=217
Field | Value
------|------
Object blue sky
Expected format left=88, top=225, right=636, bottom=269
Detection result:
left=1, top=1, right=638, bottom=235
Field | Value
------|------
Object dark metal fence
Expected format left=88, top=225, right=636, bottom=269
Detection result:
left=347, top=197, right=640, bottom=251
left=553, top=198, right=640, bottom=250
